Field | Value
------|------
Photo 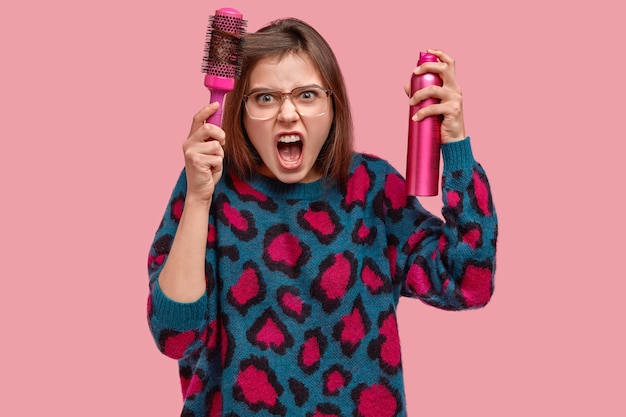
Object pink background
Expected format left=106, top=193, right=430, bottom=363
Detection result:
left=1, top=0, right=624, bottom=415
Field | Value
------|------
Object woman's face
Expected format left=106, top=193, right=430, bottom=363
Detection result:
left=243, top=53, right=333, bottom=184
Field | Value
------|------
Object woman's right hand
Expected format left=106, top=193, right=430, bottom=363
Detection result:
left=182, top=102, right=226, bottom=204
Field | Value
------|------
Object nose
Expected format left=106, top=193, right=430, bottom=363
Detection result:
left=277, top=95, right=300, bottom=122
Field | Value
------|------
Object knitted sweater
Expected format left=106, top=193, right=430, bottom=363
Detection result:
left=147, top=138, right=497, bottom=417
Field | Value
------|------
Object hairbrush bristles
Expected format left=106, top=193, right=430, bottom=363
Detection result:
left=202, top=8, right=246, bottom=126
left=202, top=8, right=247, bottom=79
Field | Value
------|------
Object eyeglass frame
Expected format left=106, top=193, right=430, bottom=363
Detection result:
left=242, top=85, right=333, bottom=121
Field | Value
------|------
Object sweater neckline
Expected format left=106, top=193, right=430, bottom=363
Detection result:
left=248, top=173, right=332, bottom=200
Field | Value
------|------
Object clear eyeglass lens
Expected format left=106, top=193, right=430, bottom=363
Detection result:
left=244, top=86, right=331, bottom=120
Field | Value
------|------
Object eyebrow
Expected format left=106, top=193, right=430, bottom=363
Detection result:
left=246, top=84, right=325, bottom=95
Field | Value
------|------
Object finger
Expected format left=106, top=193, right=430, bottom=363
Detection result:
left=410, top=81, right=462, bottom=106
left=184, top=150, right=225, bottom=178
left=186, top=119, right=226, bottom=147
left=199, top=122, right=226, bottom=146
left=412, top=100, right=463, bottom=122
left=183, top=136, right=225, bottom=160
left=188, top=102, right=220, bottom=136
left=411, top=104, right=444, bottom=122
left=207, top=154, right=225, bottom=174
left=426, top=49, right=454, bottom=67
left=195, top=154, right=225, bottom=172
left=201, top=140, right=226, bottom=159
left=404, top=83, right=411, bottom=97
left=409, top=84, right=447, bottom=106
left=413, top=60, right=446, bottom=76
left=414, top=51, right=458, bottom=87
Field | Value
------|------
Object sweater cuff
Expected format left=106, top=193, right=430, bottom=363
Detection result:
left=152, top=280, right=208, bottom=331
left=441, top=137, right=475, bottom=173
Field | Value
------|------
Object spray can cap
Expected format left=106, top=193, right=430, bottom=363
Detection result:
left=417, top=52, right=438, bottom=65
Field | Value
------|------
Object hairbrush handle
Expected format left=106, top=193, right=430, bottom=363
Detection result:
left=202, top=7, right=246, bottom=127
left=406, top=52, right=443, bottom=196
left=204, top=76, right=233, bottom=126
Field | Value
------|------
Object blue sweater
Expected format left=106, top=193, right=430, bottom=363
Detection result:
left=147, top=138, right=497, bottom=417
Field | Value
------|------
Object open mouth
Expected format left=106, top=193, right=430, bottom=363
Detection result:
left=277, top=135, right=303, bottom=166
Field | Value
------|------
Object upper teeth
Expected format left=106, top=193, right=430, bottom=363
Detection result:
left=279, top=135, right=300, bottom=143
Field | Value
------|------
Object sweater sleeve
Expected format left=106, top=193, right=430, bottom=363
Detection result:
left=146, top=169, right=213, bottom=360
left=393, top=137, right=497, bottom=310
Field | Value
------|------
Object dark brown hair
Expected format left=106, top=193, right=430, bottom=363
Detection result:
left=222, top=18, right=354, bottom=187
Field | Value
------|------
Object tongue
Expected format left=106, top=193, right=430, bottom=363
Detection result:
left=278, top=142, right=302, bottom=163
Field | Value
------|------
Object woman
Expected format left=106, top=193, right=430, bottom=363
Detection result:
left=147, top=17, right=497, bottom=417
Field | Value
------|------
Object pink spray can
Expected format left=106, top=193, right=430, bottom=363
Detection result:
left=406, top=52, right=443, bottom=196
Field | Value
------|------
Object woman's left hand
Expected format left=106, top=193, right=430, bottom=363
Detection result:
left=405, top=49, right=466, bottom=144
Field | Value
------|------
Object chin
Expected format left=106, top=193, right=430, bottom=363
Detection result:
left=259, top=160, right=319, bottom=184
left=277, top=167, right=320, bottom=184
left=275, top=172, right=308, bottom=184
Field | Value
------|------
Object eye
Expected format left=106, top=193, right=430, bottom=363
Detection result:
left=297, top=89, right=319, bottom=102
left=254, top=92, right=279, bottom=105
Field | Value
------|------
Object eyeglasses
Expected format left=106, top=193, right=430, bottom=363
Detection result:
left=243, top=85, right=333, bottom=120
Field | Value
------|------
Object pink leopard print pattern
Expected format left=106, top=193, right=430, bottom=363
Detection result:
left=148, top=142, right=497, bottom=417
